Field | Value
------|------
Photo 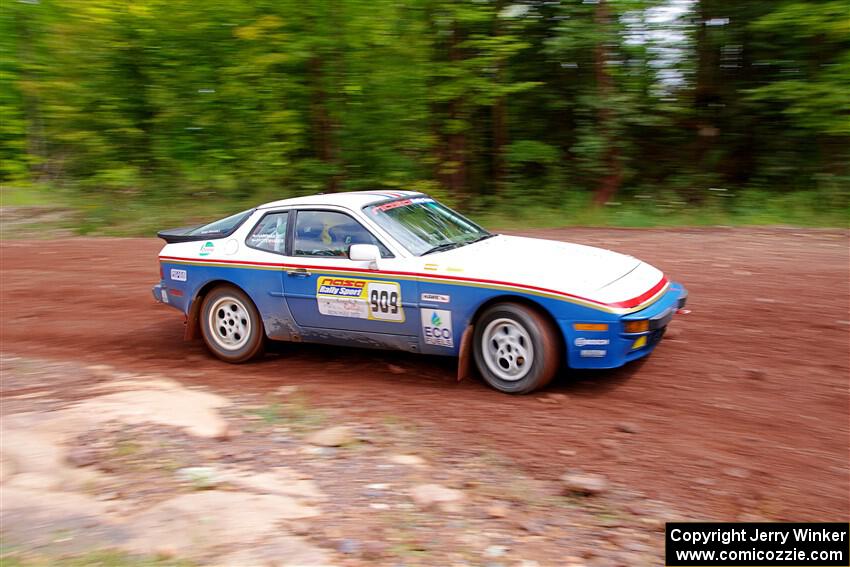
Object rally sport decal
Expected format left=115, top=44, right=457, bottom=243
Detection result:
left=316, top=277, right=404, bottom=323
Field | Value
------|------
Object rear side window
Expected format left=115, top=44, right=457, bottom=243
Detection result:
left=247, top=212, right=289, bottom=254
left=187, top=209, right=253, bottom=237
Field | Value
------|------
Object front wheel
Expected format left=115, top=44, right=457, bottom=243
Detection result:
left=200, top=285, right=265, bottom=363
left=473, top=303, right=560, bottom=394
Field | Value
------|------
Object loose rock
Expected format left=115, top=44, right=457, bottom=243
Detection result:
left=306, top=426, right=355, bottom=447
left=486, top=502, right=510, bottom=518
left=518, top=519, right=546, bottom=534
left=336, top=538, right=360, bottom=554
left=723, top=466, right=751, bottom=479
left=276, top=385, right=299, bottom=396
left=410, top=483, right=465, bottom=511
left=389, top=454, right=425, bottom=466
left=744, top=369, right=766, bottom=381
left=484, top=544, right=508, bottom=558
left=176, top=466, right=221, bottom=489
left=561, top=473, right=608, bottom=496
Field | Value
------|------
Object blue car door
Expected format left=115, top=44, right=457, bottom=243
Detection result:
left=282, top=208, right=419, bottom=338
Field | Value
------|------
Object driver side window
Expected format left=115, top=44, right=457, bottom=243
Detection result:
left=293, top=210, right=392, bottom=258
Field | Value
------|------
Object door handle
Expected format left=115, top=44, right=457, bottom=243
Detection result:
left=285, top=268, right=311, bottom=277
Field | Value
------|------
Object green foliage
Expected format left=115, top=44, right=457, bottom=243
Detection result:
left=748, top=1, right=850, bottom=137
left=506, top=140, right=560, bottom=166
left=0, top=0, right=847, bottom=226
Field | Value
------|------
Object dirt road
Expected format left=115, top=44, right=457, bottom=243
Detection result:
left=2, top=228, right=848, bottom=521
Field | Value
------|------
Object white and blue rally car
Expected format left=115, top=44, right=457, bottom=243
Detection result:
left=153, top=191, right=687, bottom=393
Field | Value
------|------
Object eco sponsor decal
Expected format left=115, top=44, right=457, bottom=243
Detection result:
left=199, top=241, right=215, bottom=257
left=579, top=349, right=607, bottom=358
left=316, top=277, right=404, bottom=322
left=421, top=308, right=453, bottom=348
left=170, top=268, right=187, bottom=282
left=420, top=292, right=450, bottom=304
left=574, top=337, right=609, bottom=347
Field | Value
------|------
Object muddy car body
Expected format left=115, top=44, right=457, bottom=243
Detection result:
left=153, top=191, right=687, bottom=393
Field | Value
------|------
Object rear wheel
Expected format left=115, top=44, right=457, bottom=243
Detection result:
left=473, top=303, right=560, bottom=394
left=200, top=285, right=265, bottom=363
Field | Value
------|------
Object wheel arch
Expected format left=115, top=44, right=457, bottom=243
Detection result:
left=463, top=294, right=566, bottom=364
left=185, top=279, right=258, bottom=341
left=470, top=294, right=561, bottom=333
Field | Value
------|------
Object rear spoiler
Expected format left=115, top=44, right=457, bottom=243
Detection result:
left=157, top=208, right=256, bottom=244
left=156, top=225, right=208, bottom=244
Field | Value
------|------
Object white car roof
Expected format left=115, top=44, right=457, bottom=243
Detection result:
left=257, top=190, right=423, bottom=211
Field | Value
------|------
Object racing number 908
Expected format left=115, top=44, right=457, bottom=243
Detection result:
left=370, top=289, right=398, bottom=315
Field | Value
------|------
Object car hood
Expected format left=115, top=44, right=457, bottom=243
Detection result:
left=410, top=234, right=662, bottom=306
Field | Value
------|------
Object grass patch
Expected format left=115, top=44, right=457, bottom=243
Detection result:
left=475, top=190, right=850, bottom=229
left=2, top=183, right=847, bottom=237
left=0, top=184, right=56, bottom=207
left=246, top=394, right=327, bottom=432
left=0, top=549, right=193, bottom=567
left=112, top=440, right=142, bottom=458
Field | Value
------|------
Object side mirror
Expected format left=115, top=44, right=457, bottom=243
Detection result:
left=349, top=244, right=380, bottom=269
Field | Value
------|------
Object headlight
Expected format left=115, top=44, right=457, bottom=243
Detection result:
left=623, top=320, right=649, bottom=334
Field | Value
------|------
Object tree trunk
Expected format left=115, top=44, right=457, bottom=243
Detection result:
left=491, top=1, right=506, bottom=192
left=692, top=0, right=720, bottom=180
left=442, top=23, right=467, bottom=201
left=309, top=55, right=339, bottom=193
left=592, top=0, right=622, bottom=206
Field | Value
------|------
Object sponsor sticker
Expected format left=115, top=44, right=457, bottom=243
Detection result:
left=375, top=199, right=412, bottom=212
left=579, top=349, right=607, bottom=358
left=574, top=337, right=609, bottom=347
left=316, top=277, right=404, bottom=322
left=422, top=308, right=453, bottom=348
left=170, top=268, right=187, bottom=282
left=199, top=241, right=215, bottom=257
left=373, top=197, right=433, bottom=213
left=420, top=292, right=450, bottom=304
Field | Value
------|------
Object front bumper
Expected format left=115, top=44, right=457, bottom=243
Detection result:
left=562, top=282, right=687, bottom=369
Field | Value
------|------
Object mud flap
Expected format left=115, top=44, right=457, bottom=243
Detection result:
left=184, top=298, right=202, bottom=341
left=457, top=324, right=474, bottom=382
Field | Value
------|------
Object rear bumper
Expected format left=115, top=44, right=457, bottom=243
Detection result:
left=561, top=282, right=687, bottom=369
left=152, top=283, right=167, bottom=304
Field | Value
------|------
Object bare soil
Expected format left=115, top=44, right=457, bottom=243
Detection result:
left=2, top=228, right=848, bottom=522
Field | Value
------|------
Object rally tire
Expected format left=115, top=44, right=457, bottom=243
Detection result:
left=200, top=285, right=265, bottom=363
left=473, top=302, right=560, bottom=394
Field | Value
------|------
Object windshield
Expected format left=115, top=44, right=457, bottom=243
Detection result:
left=364, top=197, right=491, bottom=256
